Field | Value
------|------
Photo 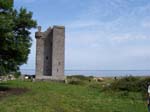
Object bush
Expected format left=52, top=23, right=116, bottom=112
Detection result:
left=13, top=71, right=21, bottom=78
left=138, top=77, right=150, bottom=93
left=111, top=76, right=141, bottom=92
left=67, top=78, right=84, bottom=85
left=67, top=75, right=93, bottom=81
left=117, top=91, right=129, bottom=97
left=110, top=76, right=150, bottom=93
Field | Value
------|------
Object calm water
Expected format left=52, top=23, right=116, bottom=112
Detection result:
left=21, top=69, right=150, bottom=77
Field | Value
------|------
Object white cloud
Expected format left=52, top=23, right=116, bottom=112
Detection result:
left=111, top=34, right=149, bottom=43
left=67, top=20, right=102, bottom=29
left=142, top=21, right=150, bottom=28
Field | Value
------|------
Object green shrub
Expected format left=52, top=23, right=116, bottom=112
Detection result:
left=66, top=75, right=94, bottom=85
left=67, top=75, right=93, bottom=81
left=117, top=91, right=129, bottom=97
left=110, top=76, right=150, bottom=93
left=138, top=77, right=150, bottom=93
left=67, top=78, right=84, bottom=85
left=111, top=76, right=140, bottom=92
left=13, top=71, right=21, bottom=78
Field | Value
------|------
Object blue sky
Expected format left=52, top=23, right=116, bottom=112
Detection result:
left=14, top=0, right=150, bottom=70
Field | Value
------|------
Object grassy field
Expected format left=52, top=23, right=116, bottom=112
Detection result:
left=0, top=79, right=147, bottom=112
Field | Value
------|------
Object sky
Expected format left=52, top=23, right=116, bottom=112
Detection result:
left=14, top=0, right=150, bottom=70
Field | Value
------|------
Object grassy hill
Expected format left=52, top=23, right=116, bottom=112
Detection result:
left=0, top=79, right=147, bottom=112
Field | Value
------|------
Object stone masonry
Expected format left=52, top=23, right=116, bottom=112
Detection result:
left=35, top=26, right=65, bottom=80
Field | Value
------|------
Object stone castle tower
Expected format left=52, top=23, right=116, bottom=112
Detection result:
left=35, top=26, right=65, bottom=80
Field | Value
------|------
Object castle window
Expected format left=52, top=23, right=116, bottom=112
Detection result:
left=46, top=56, right=48, bottom=60
left=58, top=62, right=61, bottom=65
left=57, top=69, right=59, bottom=72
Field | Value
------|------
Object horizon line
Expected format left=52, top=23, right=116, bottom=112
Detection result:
left=20, top=69, right=150, bottom=71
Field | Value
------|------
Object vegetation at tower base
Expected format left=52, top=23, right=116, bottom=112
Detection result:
left=0, top=78, right=148, bottom=112
left=0, top=0, right=37, bottom=75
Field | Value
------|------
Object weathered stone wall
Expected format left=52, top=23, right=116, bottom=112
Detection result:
left=35, top=26, right=65, bottom=80
left=52, top=26, right=65, bottom=79
left=35, top=32, right=44, bottom=79
left=43, top=28, right=53, bottom=76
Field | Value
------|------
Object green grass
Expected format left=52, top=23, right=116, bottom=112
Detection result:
left=0, top=80, right=147, bottom=112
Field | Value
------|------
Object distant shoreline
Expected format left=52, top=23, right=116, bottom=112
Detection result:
left=20, top=69, right=150, bottom=77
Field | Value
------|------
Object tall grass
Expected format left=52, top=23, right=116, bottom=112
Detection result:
left=0, top=77, right=148, bottom=112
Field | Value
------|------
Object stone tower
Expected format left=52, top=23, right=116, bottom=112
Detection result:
left=35, top=25, right=65, bottom=80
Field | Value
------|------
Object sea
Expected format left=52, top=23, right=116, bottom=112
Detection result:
left=20, top=69, right=150, bottom=77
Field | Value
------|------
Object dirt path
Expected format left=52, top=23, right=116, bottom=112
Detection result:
left=0, top=87, right=29, bottom=99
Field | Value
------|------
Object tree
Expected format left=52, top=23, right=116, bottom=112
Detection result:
left=0, top=0, right=37, bottom=75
